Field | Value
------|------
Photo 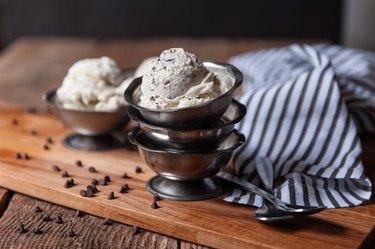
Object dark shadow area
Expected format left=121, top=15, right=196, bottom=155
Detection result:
left=2, top=0, right=342, bottom=46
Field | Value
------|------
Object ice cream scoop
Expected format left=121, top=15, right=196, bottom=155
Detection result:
left=138, top=48, right=233, bottom=110
left=56, top=57, right=131, bottom=112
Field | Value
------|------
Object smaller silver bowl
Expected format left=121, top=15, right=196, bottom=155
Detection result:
left=124, top=61, right=243, bottom=129
left=43, top=89, right=130, bottom=151
left=128, top=127, right=245, bottom=201
left=128, top=99, right=246, bottom=151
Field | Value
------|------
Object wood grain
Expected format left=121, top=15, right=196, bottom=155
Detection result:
left=0, top=105, right=374, bottom=249
left=0, top=193, right=178, bottom=249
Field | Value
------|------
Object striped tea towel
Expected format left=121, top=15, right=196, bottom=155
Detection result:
left=223, top=44, right=373, bottom=208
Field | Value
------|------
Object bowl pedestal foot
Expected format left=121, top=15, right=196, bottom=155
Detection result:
left=63, top=133, right=126, bottom=151
left=146, top=175, right=224, bottom=201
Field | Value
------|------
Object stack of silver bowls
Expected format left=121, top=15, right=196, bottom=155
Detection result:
left=125, top=62, right=246, bottom=201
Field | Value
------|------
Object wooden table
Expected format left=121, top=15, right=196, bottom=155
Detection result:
left=0, top=38, right=374, bottom=249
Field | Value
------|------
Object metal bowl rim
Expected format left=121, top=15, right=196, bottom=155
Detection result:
left=124, top=61, right=243, bottom=113
left=128, top=127, right=245, bottom=154
left=127, top=98, right=246, bottom=132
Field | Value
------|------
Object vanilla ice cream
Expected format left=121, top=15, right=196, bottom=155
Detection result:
left=56, top=57, right=131, bottom=111
left=138, top=48, right=233, bottom=110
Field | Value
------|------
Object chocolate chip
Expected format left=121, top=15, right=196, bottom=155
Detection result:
left=64, top=180, right=72, bottom=188
left=88, top=167, right=97, bottom=173
left=74, top=210, right=83, bottom=218
left=104, top=175, right=111, bottom=182
left=54, top=215, right=64, bottom=224
left=107, top=191, right=115, bottom=200
left=17, top=224, right=27, bottom=233
left=153, top=193, right=161, bottom=201
left=15, top=153, right=22, bottom=160
left=135, top=166, right=142, bottom=174
left=66, top=229, right=76, bottom=237
left=120, top=185, right=128, bottom=193
left=86, top=188, right=94, bottom=197
left=75, top=160, right=83, bottom=167
left=43, top=144, right=50, bottom=150
left=132, top=226, right=141, bottom=235
left=121, top=173, right=130, bottom=179
left=34, top=205, right=42, bottom=213
left=42, top=214, right=52, bottom=222
left=151, top=200, right=159, bottom=209
left=62, top=171, right=69, bottom=177
left=32, top=227, right=42, bottom=234
left=27, top=106, right=37, bottom=113
left=46, top=137, right=53, bottom=144
left=11, top=118, right=18, bottom=126
left=52, top=165, right=61, bottom=172
left=86, top=185, right=98, bottom=194
left=98, top=178, right=107, bottom=186
left=29, top=129, right=38, bottom=136
left=91, top=179, right=98, bottom=185
left=68, top=178, right=74, bottom=185
left=24, top=153, right=30, bottom=160
left=102, top=218, right=113, bottom=225
left=80, top=190, right=87, bottom=197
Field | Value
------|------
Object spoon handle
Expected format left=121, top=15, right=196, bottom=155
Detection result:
left=217, top=171, right=324, bottom=213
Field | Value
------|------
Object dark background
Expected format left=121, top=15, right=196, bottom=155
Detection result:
left=2, top=0, right=342, bottom=46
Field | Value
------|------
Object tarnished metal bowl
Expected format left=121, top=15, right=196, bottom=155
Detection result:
left=124, top=61, right=243, bottom=129
left=128, top=99, right=246, bottom=151
left=44, top=89, right=129, bottom=136
left=128, top=127, right=245, bottom=181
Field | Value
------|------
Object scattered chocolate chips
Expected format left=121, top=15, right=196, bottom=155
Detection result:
left=135, top=166, right=142, bottom=174
left=46, top=137, right=53, bottom=144
left=62, top=171, right=69, bottom=177
left=75, top=160, right=83, bottom=167
left=79, top=190, right=87, bottom=197
left=34, top=205, right=42, bottom=213
left=91, top=178, right=98, bottom=185
left=66, top=229, right=76, bottom=237
left=43, top=144, right=50, bottom=150
left=15, top=153, right=22, bottom=160
left=74, top=210, right=84, bottom=218
left=121, top=172, right=130, bottom=179
left=102, top=218, right=113, bottom=225
left=17, top=224, right=27, bottom=233
left=88, top=166, right=97, bottom=173
left=11, top=118, right=18, bottom=126
left=29, top=129, right=38, bottom=136
left=107, top=191, right=115, bottom=200
left=104, top=175, right=111, bottom=182
left=153, top=193, right=161, bottom=201
left=24, top=153, right=30, bottom=160
left=132, top=226, right=141, bottom=235
left=42, top=214, right=52, bottom=222
left=52, top=165, right=61, bottom=172
left=54, top=215, right=64, bottom=224
left=151, top=200, right=159, bottom=209
left=32, top=226, right=42, bottom=234
left=98, top=178, right=107, bottom=186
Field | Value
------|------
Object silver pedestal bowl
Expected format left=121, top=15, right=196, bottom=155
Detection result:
left=43, top=89, right=130, bottom=151
left=128, top=127, right=245, bottom=201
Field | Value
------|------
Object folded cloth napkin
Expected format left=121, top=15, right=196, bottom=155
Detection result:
left=223, top=44, right=373, bottom=208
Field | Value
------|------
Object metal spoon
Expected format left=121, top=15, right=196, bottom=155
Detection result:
left=217, top=171, right=325, bottom=213
left=253, top=157, right=293, bottom=222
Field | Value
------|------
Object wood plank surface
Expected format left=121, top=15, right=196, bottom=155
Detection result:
left=0, top=193, right=178, bottom=249
left=0, top=104, right=374, bottom=249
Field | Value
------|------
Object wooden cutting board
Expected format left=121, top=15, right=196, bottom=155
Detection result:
left=0, top=104, right=374, bottom=249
